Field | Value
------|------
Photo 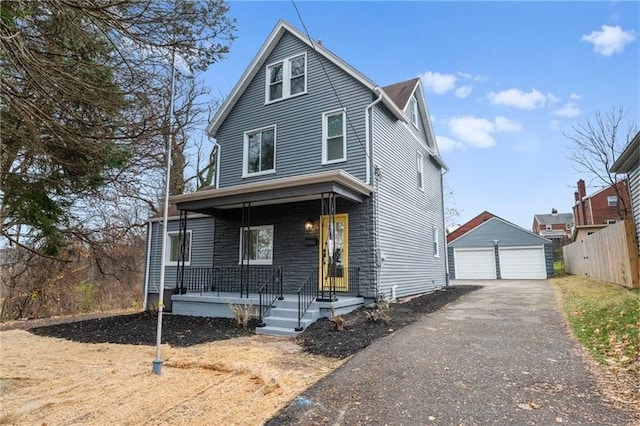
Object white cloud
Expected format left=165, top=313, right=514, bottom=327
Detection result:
left=420, top=71, right=457, bottom=94
left=448, top=116, right=496, bottom=148
left=495, top=116, right=522, bottom=132
left=554, top=103, right=581, bottom=118
left=454, top=85, right=473, bottom=98
left=569, top=93, right=582, bottom=100
left=487, top=88, right=551, bottom=110
left=457, top=72, right=473, bottom=80
left=549, top=120, right=561, bottom=130
left=436, top=135, right=465, bottom=152
left=446, top=115, right=522, bottom=149
left=546, top=93, right=560, bottom=105
left=582, top=25, right=637, bottom=56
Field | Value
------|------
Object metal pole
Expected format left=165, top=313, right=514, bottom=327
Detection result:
left=153, top=46, right=177, bottom=375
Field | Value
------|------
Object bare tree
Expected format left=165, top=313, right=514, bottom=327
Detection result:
left=443, top=181, right=461, bottom=231
left=565, top=106, right=637, bottom=220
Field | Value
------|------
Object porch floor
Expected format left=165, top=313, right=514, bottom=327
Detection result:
left=171, top=292, right=365, bottom=336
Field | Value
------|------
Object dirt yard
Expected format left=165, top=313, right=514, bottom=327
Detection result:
left=0, top=330, right=342, bottom=425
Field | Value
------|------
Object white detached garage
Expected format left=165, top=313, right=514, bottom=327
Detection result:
left=448, top=215, right=553, bottom=280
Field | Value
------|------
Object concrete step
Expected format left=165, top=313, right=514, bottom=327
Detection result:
left=264, top=316, right=314, bottom=329
left=255, top=325, right=300, bottom=337
left=269, top=307, right=320, bottom=319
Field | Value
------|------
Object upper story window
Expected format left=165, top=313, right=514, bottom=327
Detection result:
left=244, top=126, right=276, bottom=177
left=410, top=95, right=419, bottom=127
left=167, top=230, right=191, bottom=266
left=266, top=53, right=307, bottom=103
left=416, top=151, right=424, bottom=190
left=322, top=109, right=346, bottom=164
left=546, top=224, right=552, bottom=231
left=566, top=223, right=573, bottom=230
left=607, top=195, right=618, bottom=207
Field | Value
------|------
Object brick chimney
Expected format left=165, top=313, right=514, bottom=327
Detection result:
left=577, top=179, right=586, bottom=199
left=574, top=191, right=580, bottom=202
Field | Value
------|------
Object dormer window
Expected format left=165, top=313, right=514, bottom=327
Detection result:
left=265, top=53, right=307, bottom=103
left=410, top=95, right=418, bottom=127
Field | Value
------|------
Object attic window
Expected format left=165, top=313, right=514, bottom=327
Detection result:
left=410, top=95, right=418, bottom=127
left=265, top=53, right=307, bottom=103
left=607, top=195, right=618, bottom=207
left=546, top=224, right=552, bottom=231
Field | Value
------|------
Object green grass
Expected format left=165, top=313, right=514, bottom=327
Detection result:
left=551, top=275, right=639, bottom=373
left=553, top=260, right=564, bottom=272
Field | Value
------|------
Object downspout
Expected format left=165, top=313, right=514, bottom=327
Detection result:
left=142, top=220, right=153, bottom=310
left=365, top=87, right=383, bottom=298
left=441, top=168, right=450, bottom=286
left=365, top=87, right=384, bottom=185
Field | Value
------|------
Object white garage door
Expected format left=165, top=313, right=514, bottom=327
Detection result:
left=498, top=246, right=547, bottom=279
left=454, top=248, right=496, bottom=279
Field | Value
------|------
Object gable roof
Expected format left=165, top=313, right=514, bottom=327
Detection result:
left=382, top=78, right=420, bottom=110
left=534, top=212, right=573, bottom=225
left=447, top=211, right=495, bottom=243
left=449, top=214, right=552, bottom=246
left=610, top=131, right=640, bottom=173
left=207, top=19, right=407, bottom=138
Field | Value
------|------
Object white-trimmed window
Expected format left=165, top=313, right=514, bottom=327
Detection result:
left=606, top=219, right=618, bottom=224
left=410, top=95, right=418, bottom=127
left=322, top=109, right=346, bottom=164
left=239, top=225, right=274, bottom=265
left=433, top=226, right=440, bottom=257
left=546, top=224, right=552, bottom=231
left=607, top=195, right=618, bottom=207
left=167, top=230, right=191, bottom=266
left=566, top=222, right=572, bottom=230
left=265, top=53, right=307, bottom=103
left=243, top=126, right=276, bottom=177
left=416, top=151, right=424, bottom=190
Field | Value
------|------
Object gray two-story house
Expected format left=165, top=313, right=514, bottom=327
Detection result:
left=143, top=20, right=448, bottom=335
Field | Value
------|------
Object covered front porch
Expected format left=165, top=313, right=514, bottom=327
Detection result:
left=167, top=170, right=376, bottom=335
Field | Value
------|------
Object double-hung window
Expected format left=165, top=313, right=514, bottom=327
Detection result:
left=607, top=195, right=618, bottom=207
left=322, top=109, right=346, bottom=164
left=167, top=230, right=191, bottom=266
left=433, top=226, right=440, bottom=257
left=244, top=126, right=276, bottom=177
left=416, top=151, right=424, bottom=190
left=410, top=95, right=419, bottom=127
left=266, top=53, right=307, bottom=102
left=239, top=225, right=273, bottom=265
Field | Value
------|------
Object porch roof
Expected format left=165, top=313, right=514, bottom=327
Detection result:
left=170, top=170, right=374, bottom=214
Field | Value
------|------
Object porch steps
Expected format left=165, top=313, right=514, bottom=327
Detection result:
left=256, top=299, right=320, bottom=337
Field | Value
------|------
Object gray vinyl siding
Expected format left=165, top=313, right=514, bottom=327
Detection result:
left=629, top=167, right=640, bottom=250
left=544, top=244, right=555, bottom=278
left=211, top=199, right=377, bottom=297
left=146, top=216, right=215, bottom=293
left=217, top=32, right=371, bottom=187
left=450, top=218, right=551, bottom=248
left=372, top=104, right=446, bottom=299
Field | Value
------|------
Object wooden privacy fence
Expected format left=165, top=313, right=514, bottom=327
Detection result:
left=563, top=220, right=639, bottom=288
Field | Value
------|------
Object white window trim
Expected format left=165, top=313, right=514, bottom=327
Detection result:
left=264, top=52, right=307, bottom=104
left=238, top=225, right=274, bottom=265
left=322, top=108, right=347, bottom=165
left=242, top=125, right=277, bottom=178
left=546, top=224, right=552, bottom=230
left=166, top=230, right=192, bottom=266
left=433, top=226, right=440, bottom=258
left=607, top=195, right=618, bottom=207
left=410, top=95, right=419, bottom=128
left=416, top=151, right=424, bottom=191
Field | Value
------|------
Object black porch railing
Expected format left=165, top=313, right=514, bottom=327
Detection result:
left=318, top=266, right=361, bottom=301
left=258, top=268, right=284, bottom=326
left=295, top=272, right=318, bottom=331
left=178, top=266, right=283, bottom=297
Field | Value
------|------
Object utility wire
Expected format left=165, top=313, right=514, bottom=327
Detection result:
left=291, top=0, right=372, bottom=164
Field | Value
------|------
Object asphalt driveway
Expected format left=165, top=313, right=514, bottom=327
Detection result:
left=267, top=279, right=635, bottom=425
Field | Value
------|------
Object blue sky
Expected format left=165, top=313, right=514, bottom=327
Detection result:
left=202, top=1, right=639, bottom=229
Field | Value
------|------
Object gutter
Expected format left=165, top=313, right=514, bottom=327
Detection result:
left=441, top=168, right=450, bottom=286
left=364, top=87, right=384, bottom=185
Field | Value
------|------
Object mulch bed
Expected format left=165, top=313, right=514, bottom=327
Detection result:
left=23, top=285, right=480, bottom=358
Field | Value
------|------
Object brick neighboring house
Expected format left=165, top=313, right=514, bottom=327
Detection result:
left=446, top=211, right=495, bottom=244
left=532, top=209, right=573, bottom=244
left=572, top=179, right=631, bottom=226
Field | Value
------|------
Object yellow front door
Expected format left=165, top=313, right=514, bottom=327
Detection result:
left=319, top=213, right=349, bottom=292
